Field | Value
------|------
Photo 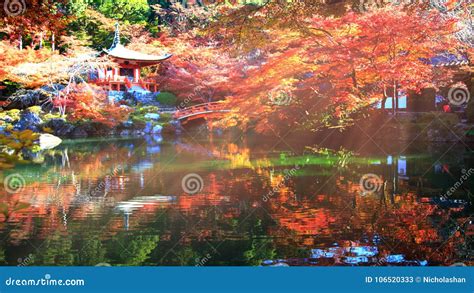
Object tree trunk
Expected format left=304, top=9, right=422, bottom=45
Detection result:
left=381, top=85, right=388, bottom=111
left=393, top=81, right=398, bottom=115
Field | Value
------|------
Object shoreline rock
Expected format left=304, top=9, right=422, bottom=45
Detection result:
left=39, top=133, right=62, bottom=150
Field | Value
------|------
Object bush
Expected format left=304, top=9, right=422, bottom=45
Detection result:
left=156, top=92, right=177, bottom=106
left=159, top=113, right=173, bottom=122
left=27, top=106, right=42, bottom=114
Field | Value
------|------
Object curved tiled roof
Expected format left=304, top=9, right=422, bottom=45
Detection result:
left=104, top=44, right=172, bottom=62
left=429, top=53, right=470, bottom=67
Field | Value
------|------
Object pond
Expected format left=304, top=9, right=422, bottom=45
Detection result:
left=0, top=130, right=473, bottom=266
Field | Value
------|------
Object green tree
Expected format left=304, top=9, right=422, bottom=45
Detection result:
left=97, top=0, right=151, bottom=24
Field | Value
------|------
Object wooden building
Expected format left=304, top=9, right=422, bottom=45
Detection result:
left=90, top=23, right=172, bottom=93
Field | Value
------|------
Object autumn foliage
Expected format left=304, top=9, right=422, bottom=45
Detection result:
left=0, top=41, right=54, bottom=88
left=0, top=1, right=471, bottom=134
left=220, top=7, right=461, bottom=133
left=55, top=84, right=131, bottom=127
left=150, top=5, right=465, bottom=134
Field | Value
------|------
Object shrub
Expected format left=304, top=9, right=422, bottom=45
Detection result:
left=159, top=113, right=173, bottom=122
left=156, top=92, right=177, bottom=106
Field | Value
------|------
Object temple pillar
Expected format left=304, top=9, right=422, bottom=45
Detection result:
left=134, top=68, right=140, bottom=82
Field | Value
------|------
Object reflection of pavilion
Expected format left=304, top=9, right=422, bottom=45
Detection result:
left=368, top=155, right=408, bottom=197
left=114, top=195, right=176, bottom=230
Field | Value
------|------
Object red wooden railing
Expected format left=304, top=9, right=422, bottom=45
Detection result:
left=173, top=102, right=231, bottom=122
left=91, top=76, right=160, bottom=92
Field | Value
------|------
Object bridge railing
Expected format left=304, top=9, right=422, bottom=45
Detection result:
left=173, top=101, right=228, bottom=119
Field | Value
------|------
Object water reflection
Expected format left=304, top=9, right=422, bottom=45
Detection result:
left=0, top=132, right=472, bottom=266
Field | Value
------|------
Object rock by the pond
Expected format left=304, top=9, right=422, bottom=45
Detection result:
left=268, top=262, right=289, bottom=267
left=146, top=146, right=161, bottom=154
left=152, top=125, right=163, bottom=134
left=72, top=126, right=88, bottom=138
left=1, top=115, right=14, bottom=123
left=152, top=134, right=163, bottom=143
left=169, top=119, right=183, bottom=134
left=122, top=120, right=134, bottom=128
left=131, top=130, right=145, bottom=136
left=2, top=89, right=54, bottom=111
left=120, top=130, right=131, bottom=136
left=144, top=113, right=160, bottom=120
left=39, top=133, right=62, bottom=150
left=119, top=104, right=133, bottom=111
left=14, top=111, right=42, bottom=132
left=134, top=92, right=158, bottom=105
left=43, top=118, right=75, bottom=137
left=40, top=84, right=65, bottom=93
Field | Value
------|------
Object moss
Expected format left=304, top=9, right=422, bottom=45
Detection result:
left=127, top=105, right=175, bottom=128
left=130, top=117, right=147, bottom=128
left=159, top=113, right=173, bottom=122
left=43, top=112, right=63, bottom=122
left=0, top=109, right=21, bottom=121
left=27, top=106, right=42, bottom=114
left=134, top=105, right=160, bottom=115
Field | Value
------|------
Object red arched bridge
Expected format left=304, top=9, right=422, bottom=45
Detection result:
left=172, top=102, right=231, bottom=124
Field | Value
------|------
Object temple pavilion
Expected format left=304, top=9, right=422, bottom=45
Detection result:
left=91, top=23, right=172, bottom=93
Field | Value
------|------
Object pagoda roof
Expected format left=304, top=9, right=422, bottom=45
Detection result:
left=103, top=44, right=172, bottom=63
left=425, top=53, right=469, bottom=67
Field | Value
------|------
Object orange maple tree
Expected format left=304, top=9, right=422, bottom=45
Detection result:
left=55, top=84, right=131, bottom=127
left=216, top=6, right=461, bottom=133
left=146, top=5, right=463, bottom=134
